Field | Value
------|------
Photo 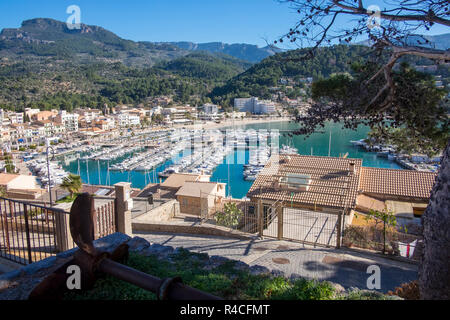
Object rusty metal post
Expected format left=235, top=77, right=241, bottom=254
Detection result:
left=257, top=199, right=263, bottom=237
left=1, top=200, right=11, bottom=252
left=23, top=205, right=33, bottom=263
left=277, top=204, right=283, bottom=240
left=336, top=210, right=343, bottom=249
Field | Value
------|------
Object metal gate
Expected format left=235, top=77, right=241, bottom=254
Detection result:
left=259, top=202, right=342, bottom=247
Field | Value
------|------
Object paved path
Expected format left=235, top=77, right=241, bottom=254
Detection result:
left=135, top=231, right=418, bottom=293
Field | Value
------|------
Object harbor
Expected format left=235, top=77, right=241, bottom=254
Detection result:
left=22, top=121, right=442, bottom=199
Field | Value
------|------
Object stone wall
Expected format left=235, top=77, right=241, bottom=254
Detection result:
left=134, top=199, right=179, bottom=222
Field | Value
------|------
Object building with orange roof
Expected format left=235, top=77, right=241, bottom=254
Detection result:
left=245, top=154, right=436, bottom=247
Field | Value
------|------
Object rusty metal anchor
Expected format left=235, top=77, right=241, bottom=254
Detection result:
left=29, top=193, right=221, bottom=300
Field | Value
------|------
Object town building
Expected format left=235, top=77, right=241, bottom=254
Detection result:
left=55, top=110, right=79, bottom=132
left=73, top=108, right=102, bottom=124
left=245, top=154, right=436, bottom=247
left=116, top=112, right=141, bottom=127
left=8, top=112, right=24, bottom=124
left=31, top=110, right=57, bottom=122
left=175, top=181, right=226, bottom=216
left=0, top=173, right=43, bottom=199
left=202, top=103, right=219, bottom=114
left=234, top=97, right=276, bottom=114
left=24, top=108, right=41, bottom=120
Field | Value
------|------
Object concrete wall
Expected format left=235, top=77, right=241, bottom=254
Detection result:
left=6, top=189, right=43, bottom=200
left=132, top=221, right=255, bottom=240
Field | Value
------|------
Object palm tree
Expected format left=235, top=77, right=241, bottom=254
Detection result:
left=60, top=174, right=82, bottom=199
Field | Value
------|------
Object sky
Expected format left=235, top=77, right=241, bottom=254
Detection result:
left=0, top=0, right=448, bottom=47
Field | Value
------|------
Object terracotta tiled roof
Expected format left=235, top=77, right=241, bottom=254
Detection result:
left=247, top=155, right=362, bottom=209
left=359, top=167, right=436, bottom=199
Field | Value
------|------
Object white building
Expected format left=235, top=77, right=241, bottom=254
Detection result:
left=8, top=112, right=24, bottom=124
left=234, top=97, right=276, bottom=114
left=95, top=117, right=116, bottom=131
left=117, top=113, right=140, bottom=127
left=234, top=97, right=258, bottom=113
left=74, top=108, right=102, bottom=124
left=55, top=110, right=79, bottom=132
left=202, top=103, right=219, bottom=114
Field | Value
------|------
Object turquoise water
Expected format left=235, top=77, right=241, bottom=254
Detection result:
left=62, top=121, right=402, bottom=198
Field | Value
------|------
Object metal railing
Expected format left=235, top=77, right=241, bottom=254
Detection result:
left=93, top=199, right=116, bottom=239
left=0, top=197, right=66, bottom=264
left=0, top=197, right=118, bottom=265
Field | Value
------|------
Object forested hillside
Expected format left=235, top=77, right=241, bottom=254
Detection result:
left=1, top=18, right=448, bottom=112
left=209, top=45, right=372, bottom=106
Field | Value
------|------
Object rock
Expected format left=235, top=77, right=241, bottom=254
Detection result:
left=234, top=261, right=250, bottom=271
left=249, top=265, right=271, bottom=276
left=289, top=273, right=303, bottom=281
left=94, top=232, right=132, bottom=254
left=0, top=269, right=21, bottom=282
left=0, top=280, right=11, bottom=291
left=127, top=236, right=151, bottom=252
left=271, top=269, right=285, bottom=277
left=173, top=247, right=185, bottom=255
left=147, top=244, right=174, bottom=257
left=330, top=282, right=346, bottom=293
left=209, top=255, right=229, bottom=264
left=22, top=256, right=57, bottom=275
left=56, top=247, right=78, bottom=258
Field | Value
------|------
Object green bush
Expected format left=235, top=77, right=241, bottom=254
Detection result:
left=215, top=203, right=243, bottom=228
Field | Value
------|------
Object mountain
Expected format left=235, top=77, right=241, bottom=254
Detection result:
left=405, top=34, right=450, bottom=51
left=169, top=41, right=282, bottom=63
left=0, top=18, right=188, bottom=66
left=0, top=18, right=278, bottom=67
left=0, top=19, right=254, bottom=109
left=160, top=52, right=252, bottom=81
left=358, top=33, right=450, bottom=51
left=210, top=45, right=373, bottom=106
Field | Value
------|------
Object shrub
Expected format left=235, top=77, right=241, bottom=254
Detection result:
left=388, top=281, right=420, bottom=300
left=215, top=203, right=243, bottom=228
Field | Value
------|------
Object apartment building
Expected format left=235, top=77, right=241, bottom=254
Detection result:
left=55, top=110, right=79, bottom=132
left=234, top=97, right=276, bottom=114
left=74, top=108, right=102, bottom=124
left=202, top=103, right=219, bottom=114
left=116, top=112, right=141, bottom=127
left=8, top=112, right=24, bottom=124
left=35, top=120, right=66, bottom=136
left=94, top=117, right=116, bottom=131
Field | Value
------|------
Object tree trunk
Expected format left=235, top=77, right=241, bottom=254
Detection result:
left=419, top=139, right=450, bottom=300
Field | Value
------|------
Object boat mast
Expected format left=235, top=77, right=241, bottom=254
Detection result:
left=106, top=161, right=110, bottom=186
left=328, top=130, right=332, bottom=157
left=86, top=159, right=90, bottom=186
left=97, top=160, right=101, bottom=185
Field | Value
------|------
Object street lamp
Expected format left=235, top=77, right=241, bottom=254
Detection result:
left=45, top=138, right=54, bottom=206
